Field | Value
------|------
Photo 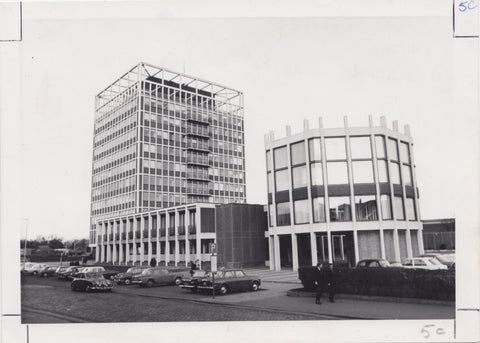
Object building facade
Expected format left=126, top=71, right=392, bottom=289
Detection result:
left=90, top=63, right=246, bottom=247
left=95, top=203, right=267, bottom=269
left=264, top=116, right=424, bottom=271
left=422, top=218, right=455, bottom=251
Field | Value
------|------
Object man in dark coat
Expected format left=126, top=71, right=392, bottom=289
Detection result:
left=314, top=263, right=335, bottom=304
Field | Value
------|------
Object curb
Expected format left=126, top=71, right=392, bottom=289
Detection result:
left=287, top=289, right=455, bottom=306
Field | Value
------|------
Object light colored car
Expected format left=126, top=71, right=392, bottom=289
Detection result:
left=22, top=263, right=49, bottom=275
left=403, top=257, right=448, bottom=270
left=132, top=267, right=190, bottom=287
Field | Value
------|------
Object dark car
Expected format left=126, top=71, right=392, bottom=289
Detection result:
left=39, top=266, right=59, bottom=277
left=57, top=266, right=84, bottom=280
left=179, top=270, right=210, bottom=292
left=132, top=267, right=190, bottom=287
left=113, top=266, right=149, bottom=285
left=356, top=259, right=391, bottom=268
left=197, top=269, right=261, bottom=295
left=71, top=272, right=113, bottom=292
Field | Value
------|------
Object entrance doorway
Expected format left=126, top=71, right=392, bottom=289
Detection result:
left=297, top=233, right=312, bottom=267
left=315, top=232, right=355, bottom=267
left=279, top=235, right=292, bottom=268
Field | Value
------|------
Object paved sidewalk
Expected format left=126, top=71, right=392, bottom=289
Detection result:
left=244, top=268, right=300, bottom=284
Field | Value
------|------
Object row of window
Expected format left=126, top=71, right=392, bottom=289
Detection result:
left=92, top=148, right=136, bottom=175
left=269, top=194, right=416, bottom=226
left=267, top=136, right=411, bottom=170
left=95, top=97, right=137, bottom=135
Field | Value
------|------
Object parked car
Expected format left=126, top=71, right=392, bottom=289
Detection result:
left=402, top=257, right=448, bottom=270
left=132, top=267, right=190, bottom=287
left=179, top=270, right=210, bottom=292
left=356, top=259, right=391, bottom=268
left=197, top=269, right=261, bottom=295
left=39, top=266, right=59, bottom=277
left=57, top=266, right=84, bottom=280
left=113, top=266, right=149, bottom=285
left=72, top=266, right=119, bottom=280
left=71, top=272, right=113, bottom=292
left=418, top=253, right=455, bottom=268
left=22, top=263, right=49, bottom=275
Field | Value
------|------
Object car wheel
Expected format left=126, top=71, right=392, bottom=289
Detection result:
left=251, top=282, right=259, bottom=291
left=124, top=278, right=131, bottom=285
left=85, top=285, right=92, bottom=293
left=219, top=284, right=228, bottom=295
left=146, top=279, right=154, bottom=288
left=174, top=277, right=182, bottom=286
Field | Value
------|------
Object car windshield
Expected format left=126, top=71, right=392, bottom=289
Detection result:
left=193, top=271, right=208, bottom=277
left=142, top=269, right=154, bottom=275
left=86, top=272, right=103, bottom=279
left=379, top=260, right=390, bottom=267
left=429, top=258, right=442, bottom=265
left=126, top=268, right=136, bottom=273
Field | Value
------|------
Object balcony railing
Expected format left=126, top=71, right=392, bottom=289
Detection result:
left=178, top=225, right=185, bottom=235
left=168, top=227, right=175, bottom=236
left=186, top=126, right=210, bottom=137
left=186, top=157, right=209, bottom=166
left=188, top=225, right=196, bottom=234
left=186, top=171, right=210, bottom=180
left=186, top=187, right=210, bottom=195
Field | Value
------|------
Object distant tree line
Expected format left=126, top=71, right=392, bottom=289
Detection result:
left=20, top=236, right=89, bottom=254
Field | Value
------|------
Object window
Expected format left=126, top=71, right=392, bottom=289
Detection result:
left=294, top=199, right=310, bottom=224
left=402, top=165, right=412, bottom=186
left=375, top=136, right=386, bottom=159
left=309, top=138, right=322, bottom=161
left=352, top=161, right=374, bottom=183
left=354, top=195, right=378, bottom=221
left=276, top=202, right=291, bottom=226
left=290, top=141, right=306, bottom=165
left=310, top=162, right=323, bottom=186
left=327, top=162, right=349, bottom=184
left=399, top=142, right=410, bottom=163
left=393, top=196, right=405, bottom=220
left=350, top=137, right=371, bottom=159
left=390, top=163, right=401, bottom=184
left=268, top=204, right=274, bottom=227
left=377, top=160, right=389, bottom=183
left=325, top=138, right=346, bottom=160
left=275, top=169, right=289, bottom=192
left=387, top=138, right=398, bottom=161
left=380, top=194, right=392, bottom=220
left=329, top=196, right=352, bottom=222
left=274, top=146, right=288, bottom=169
left=267, top=172, right=273, bottom=193
left=266, top=150, right=272, bottom=171
left=406, top=198, right=416, bottom=220
left=292, top=165, right=307, bottom=188
left=312, top=197, right=326, bottom=222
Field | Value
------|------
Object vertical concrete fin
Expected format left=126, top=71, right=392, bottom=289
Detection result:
left=404, top=125, right=411, bottom=136
left=368, top=115, right=373, bottom=128
left=264, top=133, right=270, bottom=144
left=343, top=116, right=349, bottom=129
left=318, top=117, right=323, bottom=129
left=380, top=116, right=387, bottom=127
left=393, top=120, right=399, bottom=132
left=269, top=130, right=275, bottom=141
left=286, top=125, right=292, bottom=137
left=303, top=119, right=309, bottom=132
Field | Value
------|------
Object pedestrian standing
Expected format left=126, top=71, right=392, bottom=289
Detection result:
left=190, top=260, right=197, bottom=276
left=314, top=262, right=336, bottom=304
left=326, top=263, right=335, bottom=303
left=314, top=263, right=324, bottom=304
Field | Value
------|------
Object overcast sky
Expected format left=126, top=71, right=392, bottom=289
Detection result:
left=17, top=4, right=470, bottom=241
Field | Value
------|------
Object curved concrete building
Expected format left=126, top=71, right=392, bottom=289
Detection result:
left=264, top=116, right=424, bottom=271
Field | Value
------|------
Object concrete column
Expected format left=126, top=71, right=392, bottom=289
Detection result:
left=112, top=243, right=117, bottom=264
left=119, top=240, right=124, bottom=265
left=132, top=219, right=137, bottom=265
left=273, top=234, right=281, bottom=270
left=291, top=233, right=299, bottom=271
left=95, top=245, right=100, bottom=263
left=353, top=230, right=359, bottom=265
left=379, top=229, right=386, bottom=259
left=165, top=213, right=170, bottom=265
left=393, top=229, right=401, bottom=262
left=195, top=209, right=202, bottom=269
left=417, top=230, right=425, bottom=255
left=125, top=243, right=130, bottom=265
left=310, top=232, right=318, bottom=266
left=185, top=210, right=191, bottom=265
left=327, top=231, right=333, bottom=264
left=147, top=214, right=153, bottom=263
left=156, top=213, right=160, bottom=264
left=405, top=228, right=413, bottom=258
left=175, top=212, right=179, bottom=267
left=140, top=217, right=145, bottom=265
left=268, top=236, right=274, bottom=271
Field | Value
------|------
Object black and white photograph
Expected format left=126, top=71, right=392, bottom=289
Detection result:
left=1, top=1, right=479, bottom=342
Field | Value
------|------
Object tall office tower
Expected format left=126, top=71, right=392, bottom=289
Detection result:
left=264, top=117, right=423, bottom=271
left=90, top=63, right=246, bottom=247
